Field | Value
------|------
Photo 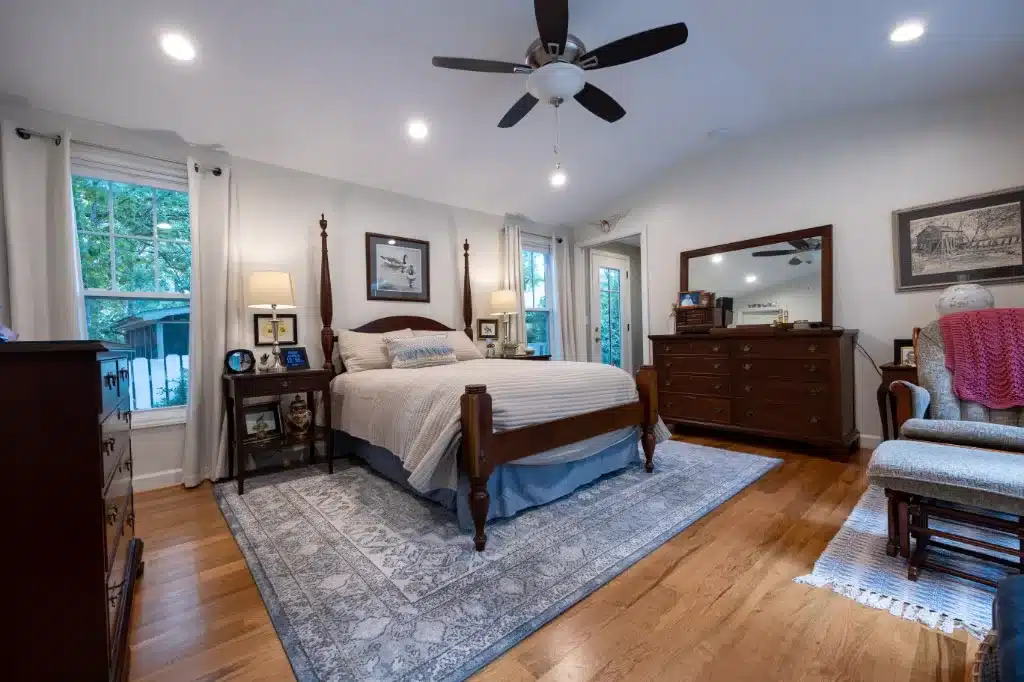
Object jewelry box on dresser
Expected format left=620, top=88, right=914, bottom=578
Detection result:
left=0, top=341, right=143, bottom=682
left=654, top=225, right=860, bottom=454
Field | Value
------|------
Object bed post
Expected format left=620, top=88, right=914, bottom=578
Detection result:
left=461, top=384, right=493, bottom=551
left=319, top=214, right=335, bottom=373
left=636, top=366, right=658, bottom=473
left=462, top=239, right=473, bottom=339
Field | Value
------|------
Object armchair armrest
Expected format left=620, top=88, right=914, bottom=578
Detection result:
left=890, top=380, right=930, bottom=433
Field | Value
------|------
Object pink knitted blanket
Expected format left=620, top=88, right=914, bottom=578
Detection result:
left=939, top=308, right=1024, bottom=409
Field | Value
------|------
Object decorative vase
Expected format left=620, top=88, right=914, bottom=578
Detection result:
left=284, top=394, right=312, bottom=440
left=935, top=283, right=994, bottom=317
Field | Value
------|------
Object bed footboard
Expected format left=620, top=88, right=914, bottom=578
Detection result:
left=459, top=366, right=659, bottom=551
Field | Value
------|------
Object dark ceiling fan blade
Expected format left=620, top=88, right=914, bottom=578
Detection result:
left=498, top=93, right=540, bottom=128
left=788, top=257, right=802, bottom=266
left=534, top=0, right=569, bottom=55
left=431, top=57, right=532, bottom=74
left=574, top=83, right=626, bottom=123
left=788, top=239, right=810, bottom=250
left=752, top=249, right=800, bottom=257
left=577, top=22, right=689, bottom=70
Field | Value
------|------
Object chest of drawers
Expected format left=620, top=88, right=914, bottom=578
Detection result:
left=650, top=330, right=859, bottom=452
left=0, top=341, right=142, bottom=682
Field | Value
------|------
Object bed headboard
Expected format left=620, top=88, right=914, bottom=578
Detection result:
left=318, top=215, right=474, bottom=375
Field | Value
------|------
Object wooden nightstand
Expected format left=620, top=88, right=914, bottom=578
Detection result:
left=877, top=362, right=918, bottom=442
left=223, top=369, right=334, bottom=494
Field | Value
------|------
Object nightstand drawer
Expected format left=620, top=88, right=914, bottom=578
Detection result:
left=242, top=373, right=328, bottom=397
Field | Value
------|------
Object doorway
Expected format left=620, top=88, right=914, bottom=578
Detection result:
left=583, top=235, right=644, bottom=372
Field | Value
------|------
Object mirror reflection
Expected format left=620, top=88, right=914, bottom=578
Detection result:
left=689, top=236, right=823, bottom=325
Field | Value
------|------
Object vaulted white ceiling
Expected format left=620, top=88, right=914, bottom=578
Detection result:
left=1, top=0, right=1022, bottom=225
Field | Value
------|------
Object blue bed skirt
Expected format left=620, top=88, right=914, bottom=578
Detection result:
left=332, top=429, right=642, bottom=530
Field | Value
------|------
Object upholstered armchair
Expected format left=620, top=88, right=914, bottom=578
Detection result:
left=890, top=320, right=1024, bottom=452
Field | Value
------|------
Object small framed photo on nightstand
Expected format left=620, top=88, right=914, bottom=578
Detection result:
left=281, top=346, right=310, bottom=370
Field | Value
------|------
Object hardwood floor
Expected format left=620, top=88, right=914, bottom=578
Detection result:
left=129, top=436, right=978, bottom=681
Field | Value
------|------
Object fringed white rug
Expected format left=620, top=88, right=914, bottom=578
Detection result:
left=795, top=485, right=1017, bottom=639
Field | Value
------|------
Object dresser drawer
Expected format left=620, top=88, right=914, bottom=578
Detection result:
left=734, top=400, right=830, bottom=437
left=660, top=373, right=729, bottom=396
left=654, top=339, right=728, bottom=357
left=241, top=373, right=325, bottom=397
left=733, top=357, right=829, bottom=382
left=99, top=359, right=122, bottom=418
left=659, top=355, right=729, bottom=376
left=104, top=454, right=132, bottom=573
left=106, top=493, right=134, bottom=644
left=733, top=339, right=830, bottom=358
left=662, top=394, right=731, bottom=424
left=101, top=402, right=131, bottom=490
left=732, top=379, right=829, bottom=404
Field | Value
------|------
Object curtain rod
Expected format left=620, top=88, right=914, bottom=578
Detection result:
left=14, top=128, right=222, bottom=175
left=509, top=225, right=564, bottom=244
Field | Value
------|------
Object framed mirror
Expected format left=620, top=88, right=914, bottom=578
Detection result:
left=681, top=225, right=833, bottom=327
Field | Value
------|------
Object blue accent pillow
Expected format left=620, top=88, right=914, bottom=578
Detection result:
left=384, top=334, right=458, bottom=369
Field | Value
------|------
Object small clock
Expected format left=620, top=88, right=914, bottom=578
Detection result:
left=224, top=349, right=256, bottom=374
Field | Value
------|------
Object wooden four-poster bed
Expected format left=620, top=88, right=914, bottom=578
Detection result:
left=316, top=215, right=660, bottom=551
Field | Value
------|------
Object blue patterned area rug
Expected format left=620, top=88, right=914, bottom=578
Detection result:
left=215, top=441, right=780, bottom=682
left=795, top=485, right=1016, bottom=639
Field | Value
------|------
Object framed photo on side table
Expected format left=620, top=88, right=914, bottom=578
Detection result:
left=254, top=313, right=298, bottom=346
left=892, top=186, right=1024, bottom=292
left=893, top=338, right=916, bottom=367
left=366, top=233, right=431, bottom=302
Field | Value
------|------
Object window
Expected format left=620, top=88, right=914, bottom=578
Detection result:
left=521, top=242, right=552, bottom=356
left=72, top=159, right=191, bottom=412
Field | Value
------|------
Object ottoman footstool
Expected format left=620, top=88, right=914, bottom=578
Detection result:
left=868, top=440, right=1024, bottom=586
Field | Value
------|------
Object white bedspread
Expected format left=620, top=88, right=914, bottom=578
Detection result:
left=330, top=359, right=667, bottom=492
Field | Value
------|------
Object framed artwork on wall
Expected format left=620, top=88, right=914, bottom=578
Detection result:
left=477, top=318, right=499, bottom=339
left=892, top=186, right=1024, bottom=292
left=366, top=233, right=431, bottom=302
left=253, top=313, right=298, bottom=346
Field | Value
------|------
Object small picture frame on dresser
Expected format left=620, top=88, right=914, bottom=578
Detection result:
left=678, top=291, right=703, bottom=307
left=893, top=338, right=916, bottom=367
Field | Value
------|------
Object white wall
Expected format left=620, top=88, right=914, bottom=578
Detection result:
left=575, top=91, right=1024, bottom=446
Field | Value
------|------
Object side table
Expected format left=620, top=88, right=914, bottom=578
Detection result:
left=223, top=369, right=334, bottom=494
left=877, top=363, right=918, bottom=442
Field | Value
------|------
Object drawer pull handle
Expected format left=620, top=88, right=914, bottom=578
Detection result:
left=743, top=363, right=752, bottom=371
left=712, top=363, right=721, bottom=369
left=808, top=344, right=818, bottom=353
left=103, top=437, right=116, bottom=455
left=809, top=387, right=823, bottom=396
left=123, top=410, right=132, bottom=423
left=805, top=364, right=818, bottom=373
left=281, top=380, right=290, bottom=388
left=104, top=372, right=117, bottom=388
left=714, top=407, right=724, bottom=414
left=743, top=385, right=752, bottom=393
left=665, top=361, right=673, bottom=368
left=711, top=345, right=721, bottom=352
left=666, top=402, right=673, bottom=409
left=742, top=345, right=752, bottom=352
left=108, top=589, right=121, bottom=607
left=746, top=410, right=755, bottom=418
left=809, top=416, right=820, bottom=424
left=662, top=345, right=670, bottom=353
left=119, top=367, right=130, bottom=380
left=713, top=384, right=723, bottom=391
left=127, top=511, right=136, bottom=530
left=106, top=505, right=119, bottom=525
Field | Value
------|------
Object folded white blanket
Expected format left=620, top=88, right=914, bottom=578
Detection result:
left=330, top=359, right=668, bottom=492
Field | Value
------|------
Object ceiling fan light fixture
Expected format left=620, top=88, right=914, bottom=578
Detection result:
left=406, top=119, right=429, bottom=141
left=549, top=165, right=567, bottom=189
left=890, top=20, right=925, bottom=43
left=527, top=62, right=585, bottom=103
left=745, top=274, right=758, bottom=284
left=160, top=32, right=196, bottom=62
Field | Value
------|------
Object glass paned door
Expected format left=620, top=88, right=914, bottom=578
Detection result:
left=589, top=251, right=631, bottom=371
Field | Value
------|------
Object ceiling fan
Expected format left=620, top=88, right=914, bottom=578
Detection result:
left=752, top=238, right=823, bottom=266
left=431, top=0, right=689, bottom=128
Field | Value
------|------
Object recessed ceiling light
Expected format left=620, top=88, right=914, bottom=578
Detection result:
left=890, top=20, right=925, bottom=43
left=406, top=119, right=429, bottom=141
left=549, top=168, right=567, bottom=189
left=745, top=274, right=758, bottom=283
left=160, top=32, right=196, bottom=62
left=711, top=254, right=724, bottom=264
left=156, top=222, right=172, bottom=230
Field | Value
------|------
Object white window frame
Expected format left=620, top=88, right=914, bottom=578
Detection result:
left=521, top=236, right=554, bottom=354
left=71, top=146, right=191, bottom=426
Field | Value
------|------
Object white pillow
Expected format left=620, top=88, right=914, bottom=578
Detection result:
left=338, top=328, right=413, bottom=372
left=412, top=329, right=484, bottom=361
left=385, top=334, right=458, bottom=369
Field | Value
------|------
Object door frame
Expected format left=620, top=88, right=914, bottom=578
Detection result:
left=574, top=224, right=650, bottom=366
left=588, top=249, right=633, bottom=372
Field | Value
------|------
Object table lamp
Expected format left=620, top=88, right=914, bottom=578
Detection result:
left=490, top=289, right=519, bottom=358
left=248, top=271, right=296, bottom=372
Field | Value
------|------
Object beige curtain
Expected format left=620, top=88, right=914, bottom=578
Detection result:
left=551, top=236, right=578, bottom=360
left=501, top=221, right=526, bottom=345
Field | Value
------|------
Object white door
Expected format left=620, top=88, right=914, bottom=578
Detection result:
left=589, top=250, right=632, bottom=371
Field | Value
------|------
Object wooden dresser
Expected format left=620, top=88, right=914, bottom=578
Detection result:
left=0, top=341, right=143, bottom=682
left=649, top=329, right=859, bottom=452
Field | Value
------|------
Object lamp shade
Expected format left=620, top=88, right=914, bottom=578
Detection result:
left=248, top=271, right=296, bottom=309
left=490, top=289, right=518, bottom=315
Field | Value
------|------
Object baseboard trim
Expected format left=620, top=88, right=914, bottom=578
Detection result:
left=860, top=434, right=882, bottom=450
left=134, top=468, right=183, bottom=492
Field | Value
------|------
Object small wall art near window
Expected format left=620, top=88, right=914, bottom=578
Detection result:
left=477, top=318, right=498, bottom=339
left=892, top=186, right=1024, bottom=292
left=366, top=233, right=431, bottom=302
left=253, top=313, right=298, bottom=346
